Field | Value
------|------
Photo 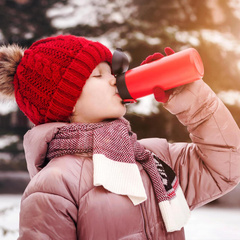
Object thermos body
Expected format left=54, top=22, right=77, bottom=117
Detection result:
left=116, top=48, right=204, bottom=103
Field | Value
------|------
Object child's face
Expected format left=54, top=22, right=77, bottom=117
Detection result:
left=70, top=62, right=126, bottom=123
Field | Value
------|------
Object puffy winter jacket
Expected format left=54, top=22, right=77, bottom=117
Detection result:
left=18, top=80, right=240, bottom=240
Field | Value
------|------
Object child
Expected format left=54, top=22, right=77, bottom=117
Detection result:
left=0, top=34, right=239, bottom=240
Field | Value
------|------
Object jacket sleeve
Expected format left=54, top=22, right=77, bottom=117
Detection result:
left=18, top=158, right=79, bottom=240
left=162, top=79, right=240, bottom=209
left=18, top=192, right=78, bottom=240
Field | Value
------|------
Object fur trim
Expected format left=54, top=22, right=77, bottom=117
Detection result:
left=0, top=44, right=25, bottom=98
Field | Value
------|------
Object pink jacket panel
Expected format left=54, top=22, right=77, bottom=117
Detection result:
left=18, top=80, right=240, bottom=239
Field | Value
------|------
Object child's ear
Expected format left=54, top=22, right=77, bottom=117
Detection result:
left=72, top=106, right=76, bottom=113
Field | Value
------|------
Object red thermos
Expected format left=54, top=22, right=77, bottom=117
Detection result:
left=114, top=48, right=204, bottom=103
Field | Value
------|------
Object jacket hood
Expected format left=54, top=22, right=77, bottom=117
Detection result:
left=23, top=122, right=67, bottom=179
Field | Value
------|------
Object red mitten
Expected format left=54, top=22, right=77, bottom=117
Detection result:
left=141, top=47, right=175, bottom=103
left=164, top=47, right=175, bottom=56
left=140, top=52, right=164, bottom=65
left=153, top=87, right=173, bottom=103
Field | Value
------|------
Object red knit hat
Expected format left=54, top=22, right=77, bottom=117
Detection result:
left=13, top=35, right=112, bottom=125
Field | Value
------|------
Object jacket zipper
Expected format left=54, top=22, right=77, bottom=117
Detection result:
left=140, top=204, right=151, bottom=240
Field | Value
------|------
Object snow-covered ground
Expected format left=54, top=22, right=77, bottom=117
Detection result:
left=0, top=194, right=239, bottom=240
left=0, top=195, right=21, bottom=240
left=185, top=206, right=240, bottom=240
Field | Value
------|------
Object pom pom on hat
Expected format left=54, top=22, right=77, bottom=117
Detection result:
left=0, top=45, right=24, bottom=98
left=1, top=35, right=112, bottom=125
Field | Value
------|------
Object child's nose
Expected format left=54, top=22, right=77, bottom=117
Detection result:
left=109, top=75, right=117, bottom=85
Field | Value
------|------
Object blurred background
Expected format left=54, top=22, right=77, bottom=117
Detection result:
left=0, top=0, right=240, bottom=239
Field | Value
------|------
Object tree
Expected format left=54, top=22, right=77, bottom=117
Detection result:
left=1, top=0, right=240, bottom=144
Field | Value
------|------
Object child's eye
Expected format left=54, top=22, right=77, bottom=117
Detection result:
left=93, top=75, right=102, bottom=78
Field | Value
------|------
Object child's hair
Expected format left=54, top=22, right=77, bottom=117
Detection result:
left=0, top=35, right=112, bottom=125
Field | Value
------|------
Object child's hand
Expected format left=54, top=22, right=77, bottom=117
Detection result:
left=140, top=47, right=175, bottom=103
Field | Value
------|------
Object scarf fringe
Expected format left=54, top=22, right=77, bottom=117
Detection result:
left=94, top=154, right=190, bottom=232
left=159, top=185, right=191, bottom=232
left=93, top=154, right=147, bottom=205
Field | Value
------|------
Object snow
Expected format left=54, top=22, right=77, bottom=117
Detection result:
left=185, top=206, right=240, bottom=240
left=218, top=90, right=240, bottom=106
left=0, top=195, right=21, bottom=240
left=0, top=135, right=19, bottom=149
left=47, top=0, right=135, bottom=29
left=127, top=94, right=160, bottom=115
left=0, top=194, right=240, bottom=240
left=0, top=101, right=17, bottom=115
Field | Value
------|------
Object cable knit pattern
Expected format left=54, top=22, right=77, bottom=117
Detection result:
left=13, top=35, right=112, bottom=125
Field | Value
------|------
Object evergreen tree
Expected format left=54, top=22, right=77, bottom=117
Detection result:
left=1, top=0, right=240, bottom=145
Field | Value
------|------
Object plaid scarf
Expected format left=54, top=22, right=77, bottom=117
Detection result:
left=47, top=118, right=190, bottom=232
